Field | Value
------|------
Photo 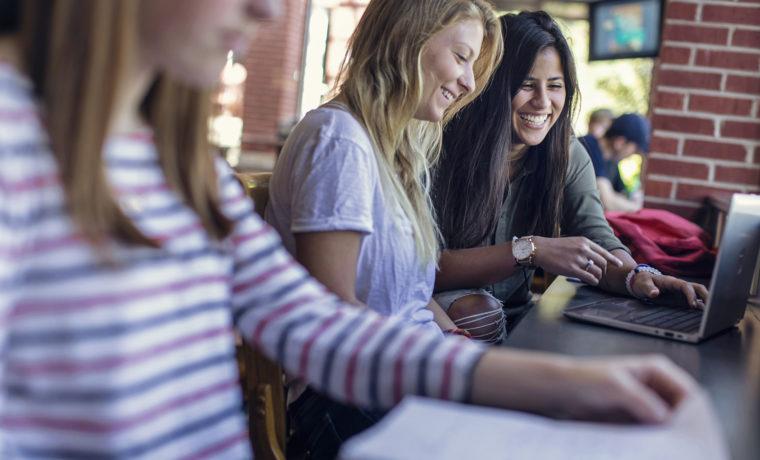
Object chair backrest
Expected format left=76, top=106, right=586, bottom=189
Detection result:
left=237, top=172, right=272, bottom=216
left=235, top=171, right=287, bottom=460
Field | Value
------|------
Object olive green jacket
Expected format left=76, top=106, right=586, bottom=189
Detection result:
left=491, top=138, right=629, bottom=311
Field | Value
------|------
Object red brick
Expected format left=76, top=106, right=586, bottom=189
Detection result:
left=659, top=46, right=691, bottom=65
left=683, top=140, right=748, bottom=162
left=732, top=29, right=760, bottom=48
left=721, top=120, right=760, bottom=140
left=696, top=49, right=760, bottom=72
left=653, top=91, right=685, bottom=111
left=662, top=25, right=729, bottom=45
left=647, top=158, right=709, bottom=180
left=652, top=114, right=715, bottom=135
left=242, top=0, right=309, bottom=150
left=676, top=183, right=743, bottom=201
left=689, top=95, right=753, bottom=116
left=703, top=4, right=760, bottom=26
left=666, top=2, right=698, bottom=20
left=644, top=179, right=674, bottom=198
left=715, top=166, right=760, bottom=186
left=657, top=69, right=722, bottom=90
left=756, top=146, right=760, bottom=164
left=650, top=136, right=680, bottom=155
left=726, top=75, right=760, bottom=95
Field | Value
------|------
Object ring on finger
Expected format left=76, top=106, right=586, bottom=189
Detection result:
left=584, top=258, right=594, bottom=272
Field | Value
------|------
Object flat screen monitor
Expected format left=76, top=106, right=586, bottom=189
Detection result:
left=589, top=0, right=664, bottom=61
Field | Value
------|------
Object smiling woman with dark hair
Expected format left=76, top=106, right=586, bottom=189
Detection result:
left=432, top=11, right=708, bottom=339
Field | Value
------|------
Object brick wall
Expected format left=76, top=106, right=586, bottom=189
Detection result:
left=645, top=0, right=760, bottom=218
left=241, top=0, right=308, bottom=154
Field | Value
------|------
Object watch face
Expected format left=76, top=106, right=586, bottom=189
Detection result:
left=513, top=239, right=531, bottom=260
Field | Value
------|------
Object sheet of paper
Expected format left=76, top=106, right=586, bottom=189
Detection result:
left=340, top=394, right=728, bottom=460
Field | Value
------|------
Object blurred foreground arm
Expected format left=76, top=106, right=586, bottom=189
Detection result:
left=472, top=350, right=697, bottom=423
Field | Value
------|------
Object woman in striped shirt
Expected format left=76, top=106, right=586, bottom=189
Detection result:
left=0, top=0, right=696, bottom=458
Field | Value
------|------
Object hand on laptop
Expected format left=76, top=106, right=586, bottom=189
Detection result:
left=630, top=272, right=708, bottom=309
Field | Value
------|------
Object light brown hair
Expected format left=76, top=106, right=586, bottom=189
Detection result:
left=21, top=0, right=231, bottom=248
left=335, top=0, right=502, bottom=263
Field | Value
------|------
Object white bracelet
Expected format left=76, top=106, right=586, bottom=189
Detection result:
left=625, top=264, right=662, bottom=299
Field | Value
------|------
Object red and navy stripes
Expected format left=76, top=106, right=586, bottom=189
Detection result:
left=1, top=62, right=487, bottom=459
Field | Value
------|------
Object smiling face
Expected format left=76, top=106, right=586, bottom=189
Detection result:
left=415, top=19, right=484, bottom=122
left=139, top=0, right=279, bottom=88
left=511, top=46, right=566, bottom=147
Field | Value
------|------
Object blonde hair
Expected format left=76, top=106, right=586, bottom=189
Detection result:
left=21, top=0, right=231, bottom=248
left=335, top=0, right=502, bottom=263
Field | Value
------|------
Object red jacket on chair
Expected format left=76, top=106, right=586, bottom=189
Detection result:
left=605, top=209, right=717, bottom=278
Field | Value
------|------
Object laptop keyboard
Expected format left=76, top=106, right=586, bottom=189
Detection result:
left=618, top=307, right=703, bottom=334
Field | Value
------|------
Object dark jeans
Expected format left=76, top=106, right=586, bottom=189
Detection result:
left=504, top=301, right=533, bottom=334
left=287, top=387, right=386, bottom=460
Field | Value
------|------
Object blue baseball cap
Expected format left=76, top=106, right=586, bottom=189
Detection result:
left=606, top=113, right=651, bottom=154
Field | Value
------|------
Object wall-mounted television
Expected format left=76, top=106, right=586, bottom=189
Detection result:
left=589, top=0, right=664, bottom=61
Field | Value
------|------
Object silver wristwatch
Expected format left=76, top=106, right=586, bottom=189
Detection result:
left=512, top=235, right=536, bottom=268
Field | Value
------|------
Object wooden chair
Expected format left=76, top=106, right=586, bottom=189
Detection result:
left=234, top=172, right=287, bottom=460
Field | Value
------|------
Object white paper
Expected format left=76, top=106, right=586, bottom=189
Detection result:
left=340, top=394, right=728, bottom=460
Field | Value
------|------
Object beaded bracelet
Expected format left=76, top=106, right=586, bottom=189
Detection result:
left=625, top=263, right=662, bottom=299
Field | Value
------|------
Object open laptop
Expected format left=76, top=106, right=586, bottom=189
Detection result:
left=564, top=193, right=760, bottom=343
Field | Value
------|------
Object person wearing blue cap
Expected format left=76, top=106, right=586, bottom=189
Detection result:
left=580, top=113, right=650, bottom=212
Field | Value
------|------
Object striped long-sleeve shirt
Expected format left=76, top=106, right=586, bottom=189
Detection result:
left=0, top=62, right=485, bottom=459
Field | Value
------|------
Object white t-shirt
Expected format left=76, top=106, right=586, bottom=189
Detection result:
left=266, top=103, right=439, bottom=334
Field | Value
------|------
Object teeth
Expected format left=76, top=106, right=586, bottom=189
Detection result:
left=441, top=88, right=455, bottom=101
left=519, top=113, right=549, bottom=124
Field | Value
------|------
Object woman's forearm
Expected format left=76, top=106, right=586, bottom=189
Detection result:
left=428, top=298, right=456, bottom=330
left=470, top=349, right=568, bottom=415
left=598, top=248, right=637, bottom=295
left=435, top=243, right=520, bottom=291
left=470, top=348, right=698, bottom=423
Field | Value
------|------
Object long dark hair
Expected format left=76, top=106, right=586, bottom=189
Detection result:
left=433, top=11, right=578, bottom=249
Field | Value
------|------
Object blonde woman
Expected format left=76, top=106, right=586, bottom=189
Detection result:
left=266, top=1, right=502, bottom=453
left=1, top=0, right=696, bottom=458
left=267, top=0, right=502, bottom=342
